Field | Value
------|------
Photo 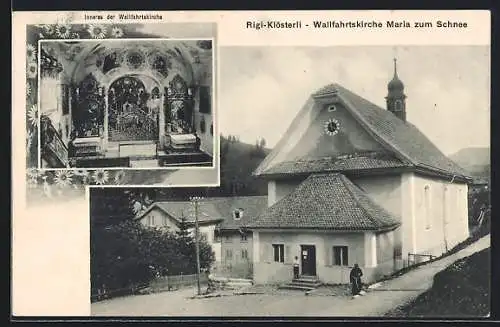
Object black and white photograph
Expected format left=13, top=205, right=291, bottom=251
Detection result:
left=89, top=45, right=490, bottom=317
left=37, top=38, right=215, bottom=169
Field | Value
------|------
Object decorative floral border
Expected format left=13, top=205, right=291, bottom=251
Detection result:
left=24, top=22, right=207, bottom=199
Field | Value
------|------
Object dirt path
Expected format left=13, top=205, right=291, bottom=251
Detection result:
left=91, top=235, right=490, bottom=317
left=316, top=234, right=490, bottom=317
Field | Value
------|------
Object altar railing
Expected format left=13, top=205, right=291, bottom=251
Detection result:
left=40, top=115, right=69, bottom=168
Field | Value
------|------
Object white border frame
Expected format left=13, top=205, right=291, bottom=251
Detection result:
left=36, top=37, right=218, bottom=172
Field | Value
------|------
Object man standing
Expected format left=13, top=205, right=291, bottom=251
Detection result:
left=350, top=263, right=363, bottom=297
left=293, top=256, right=300, bottom=279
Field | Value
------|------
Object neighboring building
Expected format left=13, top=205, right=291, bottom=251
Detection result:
left=249, top=60, right=472, bottom=285
left=214, top=196, right=268, bottom=278
left=136, top=196, right=268, bottom=266
left=136, top=201, right=223, bottom=261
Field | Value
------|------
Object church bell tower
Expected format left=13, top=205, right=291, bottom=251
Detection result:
left=386, top=58, right=407, bottom=122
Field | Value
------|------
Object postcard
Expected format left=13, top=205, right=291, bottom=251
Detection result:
left=11, top=10, right=491, bottom=319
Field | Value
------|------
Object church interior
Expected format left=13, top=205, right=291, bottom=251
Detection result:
left=38, top=39, right=214, bottom=168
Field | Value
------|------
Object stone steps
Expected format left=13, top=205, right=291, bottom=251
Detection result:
left=278, top=276, right=322, bottom=291
left=158, top=151, right=212, bottom=166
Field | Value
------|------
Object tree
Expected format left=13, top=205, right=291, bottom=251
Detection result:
left=91, top=218, right=215, bottom=296
left=90, top=188, right=136, bottom=226
left=176, top=214, right=192, bottom=239
left=90, top=190, right=216, bottom=297
left=259, top=137, right=266, bottom=149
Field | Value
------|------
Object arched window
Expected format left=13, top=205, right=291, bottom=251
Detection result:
left=457, top=188, right=463, bottom=220
left=200, top=117, right=206, bottom=134
left=443, top=186, right=449, bottom=224
left=394, top=100, right=403, bottom=111
left=151, top=87, right=160, bottom=99
left=424, top=185, right=431, bottom=230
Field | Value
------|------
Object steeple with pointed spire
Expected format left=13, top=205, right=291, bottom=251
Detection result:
left=386, top=58, right=407, bottom=121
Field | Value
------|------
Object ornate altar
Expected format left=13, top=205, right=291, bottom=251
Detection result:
left=108, top=76, right=158, bottom=142
left=164, top=75, right=198, bottom=152
left=70, top=74, right=105, bottom=157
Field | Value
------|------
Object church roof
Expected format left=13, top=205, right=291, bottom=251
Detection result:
left=247, top=173, right=401, bottom=231
left=255, top=83, right=471, bottom=181
left=261, top=153, right=406, bottom=176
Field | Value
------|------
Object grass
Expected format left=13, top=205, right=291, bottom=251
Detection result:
left=385, top=247, right=490, bottom=318
left=369, top=230, right=488, bottom=287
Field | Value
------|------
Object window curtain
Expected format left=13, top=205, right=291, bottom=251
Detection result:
left=40, top=47, right=64, bottom=133
left=40, top=75, right=62, bottom=130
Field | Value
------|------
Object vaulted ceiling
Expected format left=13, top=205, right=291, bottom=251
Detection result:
left=40, top=40, right=212, bottom=86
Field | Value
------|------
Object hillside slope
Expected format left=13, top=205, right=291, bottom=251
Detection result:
left=449, top=147, right=490, bottom=177
left=219, top=135, right=270, bottom=196
left=387, top=248, right=490, bottom=317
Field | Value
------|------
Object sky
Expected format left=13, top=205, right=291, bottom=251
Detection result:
left=219, top=46, right=490, bottom=156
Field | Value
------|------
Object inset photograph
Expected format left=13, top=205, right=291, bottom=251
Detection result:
left=38, top=38, right=215, bottom=169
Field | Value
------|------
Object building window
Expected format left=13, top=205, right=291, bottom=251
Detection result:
left=457, top=188, right=463, bottom=220
left=200, top=117, right=206, bottom=134
left=199, top=86, right=211, bottom=114
left=443, top=186, right=449, bottom=224
left=333, top=246, right=348, bottom=266
left=272, top=244, right=285, bottom=263
left=162, top=216, right=168, bottom=227
left=225, top=249, right=233, bottom=260
left=327, top=104, right=337, bottom=112
left=233, top=209, right=244, bottom=220
left=394, top=100, right=403, bottom=111
left=62, top=84, right=69, bottom=115
left=424, top=185, right=432, bottom=230
left=240, top=232, right=248, bottom=242
left=241, top=249, right=248, bottom=259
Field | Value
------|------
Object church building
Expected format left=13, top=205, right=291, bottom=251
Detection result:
left=248, top=60, right=472, bottom=285
left=38, top=40, right=214, bottom=168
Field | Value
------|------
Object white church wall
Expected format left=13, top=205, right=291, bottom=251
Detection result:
left=268, top=177, right=307, bottom=207
left=405, top=173, right=469, bottom=258
left=260, top=98, right=318, bottom=172
left=352, top=175, right=403, bottom=218
left=352, top=174, right=403, bottom=259
left=401, top=173, right=418, bottom=259
left=443, top=182, right=470, bottom=249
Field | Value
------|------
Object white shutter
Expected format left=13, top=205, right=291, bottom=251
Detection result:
left=263, top=244, right=271, bottom=263
left=285, top=245, right=292, bottom=264
left=325, top=244, right=332, bottom=266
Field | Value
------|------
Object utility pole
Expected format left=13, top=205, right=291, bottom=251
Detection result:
left=191, top=196, right=202, bottom=295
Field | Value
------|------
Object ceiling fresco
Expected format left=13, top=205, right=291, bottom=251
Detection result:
left=40, top=40, right=212, bottom=86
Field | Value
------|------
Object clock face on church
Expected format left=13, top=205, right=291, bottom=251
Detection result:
left=324, top=118, right=341, bottom=136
